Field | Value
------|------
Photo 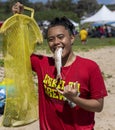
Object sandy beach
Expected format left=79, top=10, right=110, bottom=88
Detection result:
left=0, top=46, right=115, bottom=130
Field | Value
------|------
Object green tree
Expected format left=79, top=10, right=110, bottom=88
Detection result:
left=76, top=0, right=99, bottom=17
left=46, top=0, right=76, bottom=11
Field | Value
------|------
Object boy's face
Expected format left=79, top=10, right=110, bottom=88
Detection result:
left=47, top=25, right=75, bottom=58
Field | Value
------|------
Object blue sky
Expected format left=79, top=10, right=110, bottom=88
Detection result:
left=1, top=0, right=115, bottom=5
left=98, top=0, right=115, bottom=4
left=28, top=0, right=115, bottom=5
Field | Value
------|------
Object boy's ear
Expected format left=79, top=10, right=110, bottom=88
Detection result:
left=71, top=35, right=75, bottom=45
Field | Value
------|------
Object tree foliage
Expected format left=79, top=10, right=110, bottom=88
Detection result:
left=35, top=9, right=79, bottom=22
left=76, top=0, right=99, bottom=17
left=0, top=0, right=115, bottom=22
left=47, top=0, right=76, bottom=11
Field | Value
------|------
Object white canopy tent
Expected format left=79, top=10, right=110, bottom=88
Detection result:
left=107, top=21, right=115, bottom=27
left=81, top=5, right=115, bottom=24
left=69, top=19, right=79, bottom=27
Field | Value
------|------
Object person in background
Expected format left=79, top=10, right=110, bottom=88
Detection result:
left=79, top=27, right=88, bottom=44
left=12, top=2, right=107, bottom=130
left=105, top=25, right=112, bottom=37
left=99, top=25, right=106, bottom=38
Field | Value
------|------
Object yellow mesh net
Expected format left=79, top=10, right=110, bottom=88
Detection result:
left=0, top=6, right=43, bottom=127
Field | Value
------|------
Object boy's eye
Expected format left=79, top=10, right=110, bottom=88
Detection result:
left=58, top=35, right=64, bottom=39
left=47, top=34, right=64, bottom=42
left=48, top=38, right=53, bottom=42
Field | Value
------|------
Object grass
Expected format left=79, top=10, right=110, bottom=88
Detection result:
left=0, top=34, right=115, bottom=66
left=73, top=37, right=115, bottom=52
left=0, top=35, right=115, bottom=51
left=35, top=36, right=115, bottom=53
left=0, top=34, right=115, bottom=54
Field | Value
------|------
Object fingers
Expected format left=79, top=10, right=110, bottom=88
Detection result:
left=57, top=84, right=77, bottom=96
left=66, top=82, right=78, bottom=93
left=12, top=2, right=24, bottom=14
left=57, top=81, right=79, bottom=97
left=66, top=84, right=73, bottom=92
left=73, top=81, right=80, bottom=96
left=56, top=88, right=64, bottom=95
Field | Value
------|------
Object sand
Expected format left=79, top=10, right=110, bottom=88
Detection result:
left=0, top=46, right=115, bottom=130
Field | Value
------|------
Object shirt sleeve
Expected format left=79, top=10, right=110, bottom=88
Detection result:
left=89, top=65, right=108, bottom=99
left=30, top=54, right=40, bottom=72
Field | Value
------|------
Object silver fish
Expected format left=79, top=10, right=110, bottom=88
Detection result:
left=54, top=48, right=79, bottom=108
left=54, top=48, right=62, bottom=79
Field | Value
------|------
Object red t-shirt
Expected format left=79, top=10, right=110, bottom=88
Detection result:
left=31, top=54, right=107, bottom=130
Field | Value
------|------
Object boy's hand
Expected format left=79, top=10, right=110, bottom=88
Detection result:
left=57, top=81, right=80, bottom=99
left=12, top=2, right=24, bottom=14
left=57, top=81, right=80, bottom=108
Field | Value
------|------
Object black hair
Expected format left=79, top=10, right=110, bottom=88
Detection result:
left=46, top=16, right=75, bottom=38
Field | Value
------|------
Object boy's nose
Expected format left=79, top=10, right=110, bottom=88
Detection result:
left=54, top=37, right=60, bottom=45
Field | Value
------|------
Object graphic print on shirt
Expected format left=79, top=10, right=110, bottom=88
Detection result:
left=43, top=74, right=80, bottom=101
